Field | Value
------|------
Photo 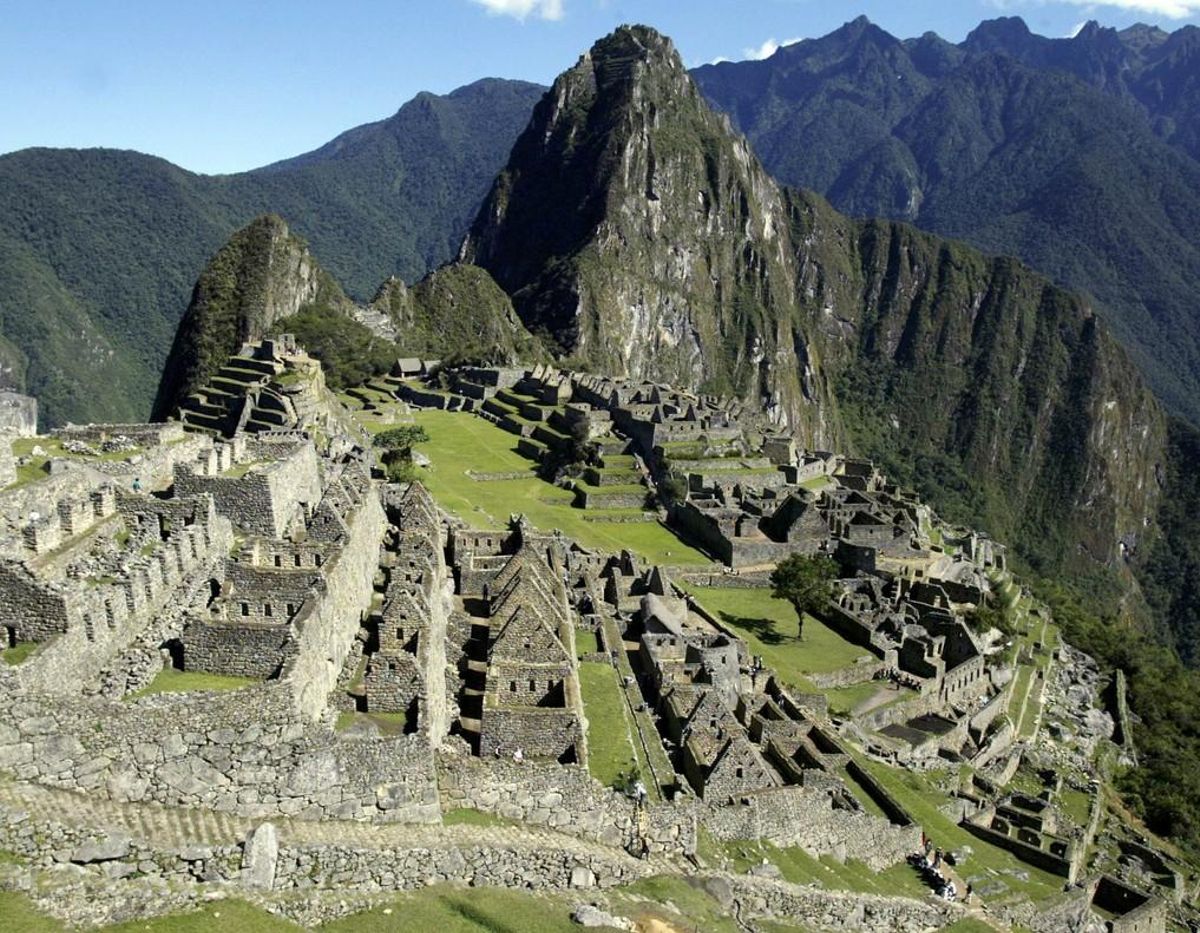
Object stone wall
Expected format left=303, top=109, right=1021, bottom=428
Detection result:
left=478, top=707, right=582, bottom=761
left=703, top=786, right=917, bottom=871
left=174, top=441, right=321, bottom=538
left=0, top=685, right=438, bottom=823
left=439, top=756, right=696, bottom=856
left=2, top=496, right=234, bottom=696
left=184, top=619, right=294, bottom=678
left=282, top=488, right=387, bottom=721
left=0, top=432, right=14, bottom=487
left=724, top=876, right=956, bottom=932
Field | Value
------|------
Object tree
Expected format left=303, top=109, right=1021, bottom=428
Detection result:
left=965, top=600, right=1012, bottom=636
left=769, top=553, right=838, bottom=639
left=372, top=425, right=429, bottom=482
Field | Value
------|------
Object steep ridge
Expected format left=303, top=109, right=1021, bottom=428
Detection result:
left=789, top=193, right=1164, bottom=584
left=0, top=78, right=545, bottom=427
left=463, top=27, right=839, bottom=444
left=465, top=24, right=1168, bottom=590
left=369, top=264, right=549, bottom=366
left=152, top=215, right=348, bottom=419
left=154, top=215, right=545, bottom=416
left=691, top=17, right=1200, bottom=426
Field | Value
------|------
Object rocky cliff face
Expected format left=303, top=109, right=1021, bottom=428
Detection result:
left=370, top=263, right=547, bottom=365
left=787, top=192, right=1166, bottom=579
left=465, top=24, right=1169, bottom=582
left=152, top=215, right=343, bottom=420
left=462, top=26, right=839, bottom=444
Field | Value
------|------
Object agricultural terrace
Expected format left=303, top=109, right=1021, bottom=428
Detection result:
left=363, top=407, right=711, bottom=567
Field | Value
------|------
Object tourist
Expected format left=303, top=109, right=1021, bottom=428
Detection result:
left=132, top=477, right=142, bottom=492
left=512, top=747, right=524, bottom=764
left=633, top=779, right=647, bottom=803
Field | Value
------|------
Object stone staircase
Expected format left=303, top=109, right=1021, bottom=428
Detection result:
left=178, top=352, right=286, bottom=437
left=175, top=342, right=316, bottom=438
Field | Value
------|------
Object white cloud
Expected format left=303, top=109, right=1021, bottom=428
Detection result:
left=1059, top=0, right=1200, bottom=16
left=1067, top=20, right=1089, bottom=35
left=469, top=0, right=564, bottom=21
left=742, top=36, right=801, bottom=61
left=994, top=0, right=1200, bottom=18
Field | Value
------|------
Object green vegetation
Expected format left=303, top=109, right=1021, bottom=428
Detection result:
left=1, top=641, right=38, bottom=666
left=130, top=668, right=256, bottom=697
left=1039, top=579, right=1200, bottom=855
left=853, top=757, right=1062, bottom=901
left=0, top=79, right=544, bottom=427
left=153, top=215, right=339, bottom=419
left=278, top=302, right=395, bottom=391
left=402, top=409, right=708, bottom=566
left=716, top=837, right=928, bottom=899
left=376, top=264, right=549, bottom=366
left=682, top=585, right=868, bottom=683
left=441, top=808, right=515, bottom=828
left=614, top=876, right=741, bottom=933
left=769, top=553, right=839, bottom=640
left=373, top=424, right=430, bottom=482
left=6, top=436, right=143, bottom=490
left=334, top=711, right=411, bottom=736
left=695, top=21, right=1200, bottom=426
left=577, top=661, right=643, bottom=792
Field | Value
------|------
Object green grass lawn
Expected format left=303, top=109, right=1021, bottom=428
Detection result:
left=334, top=711, right=411, bottom=736
left=7, top=437, right=143, bottom=491
left=822, top=681, right=894, bottom=716
left=681, top=585, right=870, bottom=682
left=716, top=836, right=929, bottom=899
left=1, top=641, right=39, bottom=666
left=323, top=886, right=586, bottom=933
left=578, top=661, right=642, bottom=792
left=130, top=668, right=257, bottom=698
left=441, top=808, right=517, bottom=828
left=399, top=410, right=709, bottom=566
left=855, top=756, right=1063, bottom=902
left=575, top=626, right=602, bottom=659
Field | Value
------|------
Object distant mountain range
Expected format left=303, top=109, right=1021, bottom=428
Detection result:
left=0, top=78, right=543, bottom=426
left=693, top=15, right=1200, bottom=424
left=7, top=16, right=1200, bottom=433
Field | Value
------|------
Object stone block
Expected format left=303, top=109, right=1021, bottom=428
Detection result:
left=241, top=822, right=278, bottom=891
left=70, top=834, right=132, bottom=863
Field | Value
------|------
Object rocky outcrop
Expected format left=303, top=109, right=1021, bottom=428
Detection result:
left=152, top=215, right=347, bottom=420
left=462, top=26, right=840, bottom=445
left=370, top=263, right=547, bottom=365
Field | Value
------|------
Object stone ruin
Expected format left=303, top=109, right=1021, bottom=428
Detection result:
left=0, top=353, right=1177, bottom=931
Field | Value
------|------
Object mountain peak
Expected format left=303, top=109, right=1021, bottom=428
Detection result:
left=583, top=24, right=686, bottom=87
left=962, top=16, right=1036, bottom=53
left=463, top=26, right=835, bottom=441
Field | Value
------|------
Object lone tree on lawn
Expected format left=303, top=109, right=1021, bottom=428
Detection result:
left=372, top=425, right=429, bottom=482
left=769, top=553, right=838, bottom=640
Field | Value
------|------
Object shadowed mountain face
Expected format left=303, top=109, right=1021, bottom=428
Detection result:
left=692, top=16, right=1200, bottom=426
left=462, top=26, right=840, bottom=446
left=0, top=78, right=545, bottom=427
left=463, top=25, right=1166, bottom=602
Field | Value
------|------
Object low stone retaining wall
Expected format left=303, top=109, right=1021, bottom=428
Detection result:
left=438, top=756, right=695, bottom=857
left=703, top=785, right=917, bottom=871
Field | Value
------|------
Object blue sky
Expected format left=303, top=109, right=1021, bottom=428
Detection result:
left=1, top=0, right=1196, bottom=174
